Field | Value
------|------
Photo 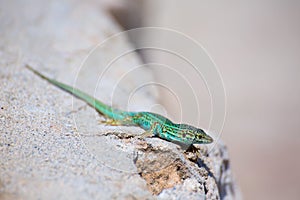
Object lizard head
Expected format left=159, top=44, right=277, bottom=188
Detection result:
left=193, top=128, right=214, bottom=144
left=177, top=124, right=214, bottom=144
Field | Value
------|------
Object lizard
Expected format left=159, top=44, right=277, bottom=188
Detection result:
left=26, top=65, right=213, bottom=146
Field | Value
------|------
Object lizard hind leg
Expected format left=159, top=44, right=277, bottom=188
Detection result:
left=99, top=116, right=135, bottom=126
left=99, top=118, right=121, bottom=126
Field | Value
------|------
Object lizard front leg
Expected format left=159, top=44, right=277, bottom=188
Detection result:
left=137, top=122, right=160, bottom=139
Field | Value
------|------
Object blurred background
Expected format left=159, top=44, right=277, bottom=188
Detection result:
left=101, top=0, right=300, bottom=199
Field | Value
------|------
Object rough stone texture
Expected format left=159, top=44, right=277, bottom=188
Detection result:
left=0, top=0, right=238, bottom=199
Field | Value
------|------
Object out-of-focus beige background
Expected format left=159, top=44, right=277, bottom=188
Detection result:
left=105, top=1, right=300, bottom=199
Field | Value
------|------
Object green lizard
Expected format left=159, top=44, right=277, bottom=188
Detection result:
left=26, top=65, right=213, bottom=146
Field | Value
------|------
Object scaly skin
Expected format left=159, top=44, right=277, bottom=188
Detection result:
left=26, top=65, right=213, bottom=145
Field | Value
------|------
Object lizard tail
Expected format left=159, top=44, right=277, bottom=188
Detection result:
left=25, top=65, right=125, bottom=120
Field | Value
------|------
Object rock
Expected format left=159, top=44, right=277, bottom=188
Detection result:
left=0, top=0, right=239, bottom=199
